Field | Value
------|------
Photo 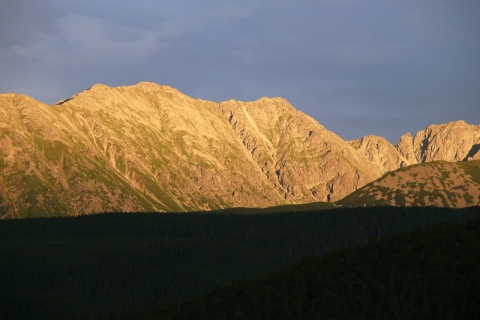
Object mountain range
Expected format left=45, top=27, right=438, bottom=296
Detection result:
left=1, top=82, right=479, bottom=218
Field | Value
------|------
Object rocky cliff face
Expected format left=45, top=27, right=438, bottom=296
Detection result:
left=0, top=82, right=381, bottom=218
left=354, top=120, right=480, bottom=168
left=349, top=135, right=409, bottom=174
left=395, top=133, right=416, bottom=165
left=396, top=121, right=480, bottom=163
left=0, top=82, right=478, bottom=218
left=218, top=98, right=381, bottom=203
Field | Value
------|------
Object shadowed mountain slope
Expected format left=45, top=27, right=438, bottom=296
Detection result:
left=157, top=215, right=480, bottom=320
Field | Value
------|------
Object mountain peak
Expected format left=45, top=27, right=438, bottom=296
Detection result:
left=349, top=135, right=408, bottom=174
left=1, top=83, right=479, bottom=217
left=413, top=120, right=480, bottom=163
left=429, top=119, right=469, bottom=128
left=256, top=96, right=288, bottom=103
left=0, top=92, right=17, bottom=98
left=129, top=81, right=179, bottom=92
left=89, top=83, right=110, bottom=90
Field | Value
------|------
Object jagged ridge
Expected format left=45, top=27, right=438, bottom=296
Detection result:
left=0, top=82, right=478, bottom=217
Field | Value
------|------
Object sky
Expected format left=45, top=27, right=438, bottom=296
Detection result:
left=1, top=0, right=479, bottom=143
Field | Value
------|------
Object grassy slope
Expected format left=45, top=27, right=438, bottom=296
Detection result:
left=338, top=160, right=480, bottom=208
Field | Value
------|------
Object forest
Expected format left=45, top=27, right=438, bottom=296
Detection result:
left=158, top=214, right=480, bottom=319
left=0, top=206, right=479, bottom=319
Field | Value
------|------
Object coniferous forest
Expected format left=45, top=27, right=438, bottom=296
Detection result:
left=159, top=213, right=480, bottom=320
left=0, top=206, right=479, bottom=319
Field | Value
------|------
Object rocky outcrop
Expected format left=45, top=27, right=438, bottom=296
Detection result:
left=397, top=121, right=480, bottom=164
left=355, top=121, right=480, bottom=170
left=218, top=98, right=381, bottom=203
left=395, top=132, right=416, bottom=165
left=349, top=135, right=409, bottom=174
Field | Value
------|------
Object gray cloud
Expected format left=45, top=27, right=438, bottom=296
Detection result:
left=1, top=0, right=479, bottom=143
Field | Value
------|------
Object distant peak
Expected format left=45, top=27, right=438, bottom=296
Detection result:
left=349, top=135, right=392, bottom=147
left=0, top=92, right=44, bottom=105
left=397, top=132, right=413, bottom=143
left=0, top=92, right=31, bottom=99
left=131, top=81, right=163, bottom=89
left=129, top=82, right=190, bottom=97
left=424, top=120, right=470, bottom=130
left=256, top=96, right=289, bottom=104
left=0, top=92, right=17, bottom=97
left=362, top=134, right=389, bottom=141
left=88, top=83, right=110, bottom=90
left=446, top=120, right=469, bottom=127
left=86, top=82, right=178, bottom=93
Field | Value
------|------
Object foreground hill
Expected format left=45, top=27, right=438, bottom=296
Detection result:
left=1, top=82, right=479, bottom=217
left=339, top=160, right=480, bottom=207
left=157, top=215, right=480, bottom=320
left=0, top=207, right=478, bottom=319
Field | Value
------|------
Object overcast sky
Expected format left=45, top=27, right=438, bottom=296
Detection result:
left=1, top=0, right=479, bottom=143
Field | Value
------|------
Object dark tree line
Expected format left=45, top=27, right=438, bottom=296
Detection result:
left=0, top=206, right=478, bottom=319
left=158, top=216, right=480, bottom=320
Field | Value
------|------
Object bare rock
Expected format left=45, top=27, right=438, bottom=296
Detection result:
left=1, top=83, right=479, bottom=217
left=349, top=135, right=409, bottom=174
left=395, top=132, right=416, bottom=165
left=411, top=121, right=480, bottom=163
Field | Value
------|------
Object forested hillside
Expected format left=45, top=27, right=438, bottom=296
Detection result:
left=0, top=206, right=479, bottom=319
left=158, top=215, right=480, bottom=320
